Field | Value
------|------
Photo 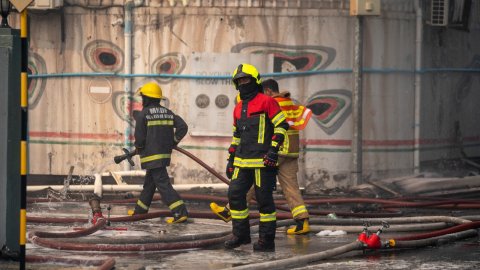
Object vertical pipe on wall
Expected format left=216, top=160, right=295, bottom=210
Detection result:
left=414, top=0, right=423, bottom=174
left=351, top=16, right=364, bottom=186
left=123, top=0, right=144, bottom=171
left=123, top=1, right=134, bottom=171
left=19, top=10, right=28, bottom=270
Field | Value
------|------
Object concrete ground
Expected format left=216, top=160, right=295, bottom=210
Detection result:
left=2, top=197, right=480, bottom=269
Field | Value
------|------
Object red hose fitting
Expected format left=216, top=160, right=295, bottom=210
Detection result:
left=366, top=234, right=382, bottom=249
left=358, top=231, right=368, bottom=244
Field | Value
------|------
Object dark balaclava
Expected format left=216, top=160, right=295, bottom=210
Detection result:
left=142, top=95, right=160, bottom=107
left=238, top=80, right=261, bottom=101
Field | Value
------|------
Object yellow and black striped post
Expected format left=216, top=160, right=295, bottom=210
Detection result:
left=20, top=10, right=28, bottom=270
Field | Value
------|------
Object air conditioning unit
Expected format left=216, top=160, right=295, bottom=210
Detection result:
left=28, top=0, right=63, bottom=9
left=430, top=0, right=449, bottom=26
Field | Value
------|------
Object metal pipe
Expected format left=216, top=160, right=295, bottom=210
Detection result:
left=26, top=183, right=228, bottom=192
left=351, top=15, right=364, bottom=186
left=123, top=1, right=133, bottom=171
left=413, top=0, right=423, bottom=174
left=123, top=0, right=144, bottom=171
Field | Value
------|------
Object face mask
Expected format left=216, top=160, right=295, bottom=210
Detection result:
left=238, top=81, right=259, bottom=101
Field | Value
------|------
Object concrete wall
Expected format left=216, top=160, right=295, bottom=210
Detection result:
left=6, top=0, right=480, bottom=191
left=421, top=2, right=480, bottom=163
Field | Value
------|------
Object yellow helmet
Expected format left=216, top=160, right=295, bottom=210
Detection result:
left=232, top=63, right=261, bottom=88
left=137, top=82, right=163, bottom=99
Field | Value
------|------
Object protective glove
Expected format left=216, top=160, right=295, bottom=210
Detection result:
left=263, top=147, right=279, bottom=167
left=226, top=158, right=235, bottom=179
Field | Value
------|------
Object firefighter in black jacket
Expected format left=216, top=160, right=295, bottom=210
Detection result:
left=131, top=82, right=189, bottom=224
left=224, top=64, right=289, bottom=252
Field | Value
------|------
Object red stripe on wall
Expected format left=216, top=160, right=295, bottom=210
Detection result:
left=29, top=131, right=123, bottom=140
left=29, top=131, right=480, bottom=147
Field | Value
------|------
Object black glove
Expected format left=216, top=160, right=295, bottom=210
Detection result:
left=263, top=147, right=279, bottom=167
left=226, top=158, right=235, bottom=179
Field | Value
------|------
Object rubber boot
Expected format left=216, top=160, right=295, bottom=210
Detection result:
left=253, top=237, right=275, bottom=252
left=224, top=235, right=251, bottom=249
left=210, top=202, right=232, bottom=223
left=287, top=218, right=310, bottom=235
left=166, top=212, right=188, bottom=224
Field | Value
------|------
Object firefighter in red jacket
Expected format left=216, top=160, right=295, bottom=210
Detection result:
left=210, top=79, right=312, bottom=235
left=224, top=64, right=289, bottom=252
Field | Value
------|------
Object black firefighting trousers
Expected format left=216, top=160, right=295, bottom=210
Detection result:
left=134, top=167, right=188, bottom=218
left=228, top=167, right=277, bottom=242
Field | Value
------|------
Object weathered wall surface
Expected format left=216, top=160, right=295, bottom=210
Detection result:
left=421, top=3, right=480, bottom=163
left=7, top=0, right=480, bottom=191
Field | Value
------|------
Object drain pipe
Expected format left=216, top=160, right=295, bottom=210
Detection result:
left=413, top=0, right=423, bottom=174
left=351, top=15, right=364, bottom=186
left=123, top=0, right=144, bottom=171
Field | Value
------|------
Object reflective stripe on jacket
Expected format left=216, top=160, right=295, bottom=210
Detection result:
left=232, top=93, right=289, bottom=168
left=135, top=104, right=188, bottom=169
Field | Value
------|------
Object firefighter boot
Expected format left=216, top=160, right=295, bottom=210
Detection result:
left=287, top=218, right=310, bottom=235
left=224, top=235, right=251, bottom=249
left=253, top=237, right=275, bottom=252
left=166, top=212, right=188, bottom=224
left=210, top=202, right=232, bottom=223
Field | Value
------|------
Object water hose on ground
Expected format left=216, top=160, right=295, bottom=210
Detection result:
left=392, top=220, right=480, bottom=241
left=390, top=229, right=478, bottom=248
left=309, top=222, right=449, bottom=233
left=30, top=218, right=107, bottom=238
left=232, top=219, right=480, bottom=270
left=29, top=234, right=230, bottom=251
left=229, top=241, right=365, bottom=270
left=55, top=230, right=232, bottom=244
left=308, top=216, right=472, bottom=225
left=26, top=255, right=115, bottom=270
left=27, top=215, right=232, bottom=251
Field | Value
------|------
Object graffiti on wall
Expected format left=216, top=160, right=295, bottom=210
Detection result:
left=83, top=40, right=124, bottom=72
left=231, top=42, right=336, bottom=74
left=111, top=92, right=170, bottom=123
left=151, top=52, right=186, bottom=84
left=306, top=89, right=352, bottom=135
left=28, top=52, right=47, bottom=109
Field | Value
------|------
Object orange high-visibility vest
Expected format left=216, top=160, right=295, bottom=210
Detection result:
left=274, top=96, right=312, bottom=131
left=273, top=92, right=312, bottom=157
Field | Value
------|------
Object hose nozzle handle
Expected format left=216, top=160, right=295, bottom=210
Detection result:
left=114, top=148, right=135, bottom=166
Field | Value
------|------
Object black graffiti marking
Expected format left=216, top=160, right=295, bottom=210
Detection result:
left=83, top=40, right=124, bottom=73
left=231, top=42, right=336, bottom=74
left=306, top=89, right=352, bottom=135
left=28, top=52, right=47, bottom=110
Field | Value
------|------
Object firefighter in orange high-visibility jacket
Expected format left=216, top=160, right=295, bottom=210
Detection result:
left=262, top=78, right=312, bottom=234
left=210, top=78, right=313, bottom=235
left=223, top=64, right=289, bottom=252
